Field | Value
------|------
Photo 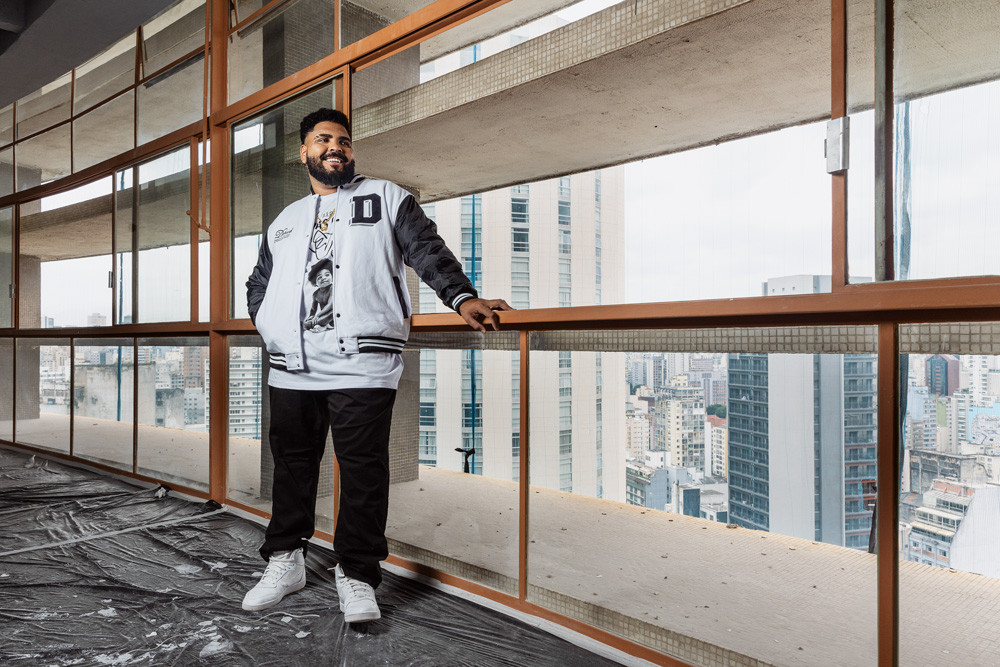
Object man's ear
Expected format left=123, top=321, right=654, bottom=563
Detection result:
left=299, top=144, right=307, bottom=164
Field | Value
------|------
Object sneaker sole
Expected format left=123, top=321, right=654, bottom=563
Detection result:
left=339, top=601, right=380, bottom=623
left=241, top=577, right=306, bottom=612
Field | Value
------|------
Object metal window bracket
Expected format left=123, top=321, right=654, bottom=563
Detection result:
left=825, top=116, right=850, bottom=174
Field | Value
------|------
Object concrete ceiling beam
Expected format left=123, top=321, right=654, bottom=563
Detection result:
left=353, top=0, right=1000, bottom=202
left=0, top=0, right=26, bottom=33
left=0, top=0, right=174, bottom=108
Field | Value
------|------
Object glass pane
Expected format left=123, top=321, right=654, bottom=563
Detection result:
left=0, top=146, right=13, bottom=198
left=898, top=326, right=1000, bottom=664
left=198, top=140, right=210, bottom=322
left=74, top=33, right=136, bottom=114
left=136, top=337, right=209, bottom=491
left=18, top=179, right=113, bottom=328
left=73, top=339, right=134, bottom=472
left=893, top=1, right=1000, bottom=281
left=142, top=0, right=206, bottom=76
left=0, top=207, right=10, bottom=327
left=411, top=132, right=830, bottom=311
left=846, top=0, right=875, bottom=285
left=227, top=335, right=272, bottom=510
left=628, top=126, right=834, bottom=301
left=137, top=52, right=205, bottom=145
left=16, top=72, right=71, bottom=139
left=16, top=124, right=72, bottom=192
left=233, top=0, right=265, bottom=24
left=847, top=109, right=876, bottom=284
left=351, top=44, right=419, bottom=111
left=340, top=0, right=434, bottom=49
left=15, top=338, right=71, bottom=453
left=527, top=329, right=877, bottom=664
left=136, top=147, right=191, bottom=323
left=230, top=82, right=336, bottom=319
left=114, top=167, right=135, bottom=324
left=419, top=1, right=616, bottom=84
left=227, top=0, right=336, bottom=104
left=0, top=103, right=12, bottom=146
left=386, top=344, right=519, bottom=595
left=198, top=228, right=210, bottom=322
left=73, top=91, right=136, bottom=172
left=0, top=338, right=12, bottom=442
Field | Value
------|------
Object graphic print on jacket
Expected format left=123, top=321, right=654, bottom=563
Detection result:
left=304, top=200, right=336, bottom=333
left=304, top=258, right=335, bottom=332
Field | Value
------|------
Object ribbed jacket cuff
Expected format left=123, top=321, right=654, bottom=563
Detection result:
left=451, top=293, right=476, bottom=312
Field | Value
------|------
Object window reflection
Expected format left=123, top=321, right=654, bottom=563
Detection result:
left=18, top=179, right=113, bottom=328
left=73, top=339, right=134, bottom=471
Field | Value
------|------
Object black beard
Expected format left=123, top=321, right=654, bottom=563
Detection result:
left=306, top=153, right=356, bottom=187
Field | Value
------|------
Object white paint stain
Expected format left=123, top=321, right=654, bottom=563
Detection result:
left=295, top=631, right=311, bottom=638
left=174, top=564, right=203, bottom=575
left=281, top=616, right=292, bottom=623
left=233, top=625, right=252, bottom=633
left=198, top=639, right=233, bottom=658
left=93, top=653, right=134, bottom=665
left=97, top=608, right=118, bottom=618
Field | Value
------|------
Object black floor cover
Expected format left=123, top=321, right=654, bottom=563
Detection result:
left=0, top=446, right=622, bottom=666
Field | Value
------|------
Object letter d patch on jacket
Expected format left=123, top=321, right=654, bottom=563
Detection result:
left=350, top=194, right=382, bottom=226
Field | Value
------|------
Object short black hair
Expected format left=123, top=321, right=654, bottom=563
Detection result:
left=307, top=258, right=333, bottom=285
left=300, top=108, right=351, bottom=144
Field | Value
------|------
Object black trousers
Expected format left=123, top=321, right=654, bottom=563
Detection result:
left=260, top=385, right=396, bottom=589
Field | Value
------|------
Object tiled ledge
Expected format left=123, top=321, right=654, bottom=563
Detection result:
left=387, top=466, right=1000, bottom=667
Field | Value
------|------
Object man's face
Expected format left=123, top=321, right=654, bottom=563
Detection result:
left=300, top=120, right=355, bottom=188
left=313, top=268, right=333, bottom=288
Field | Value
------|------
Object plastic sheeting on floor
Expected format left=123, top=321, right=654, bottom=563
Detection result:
left=0, top=445, right=623, bottom=666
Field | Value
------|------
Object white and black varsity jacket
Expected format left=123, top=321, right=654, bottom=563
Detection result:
left=246, top=175, right=476, bottom=371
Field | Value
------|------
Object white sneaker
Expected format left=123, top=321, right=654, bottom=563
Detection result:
left=335, top=564, right=380, bottom=623
left=242, top=549, right=306, bottom=611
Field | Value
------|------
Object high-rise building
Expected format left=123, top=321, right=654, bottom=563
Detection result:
left=651, top=376, right=706, bottom=470
left=943, top=390, right=972, bottom=454
left=705, top=414, right=728, bottom=479
left=229, top=347, right=263, bottom=440
left=415, top=168, right=626, bottom=500
left=728, top=276, right=878, bottom=550
left=926, top=353, right=960, bottom=397
left=626, top=411, right=651, bottom=461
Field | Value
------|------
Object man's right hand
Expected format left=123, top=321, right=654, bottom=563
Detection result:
left=458, top=298, right=514, bottom=333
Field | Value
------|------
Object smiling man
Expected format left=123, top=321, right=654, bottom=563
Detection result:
left=243, top=108, right=511, bottom=623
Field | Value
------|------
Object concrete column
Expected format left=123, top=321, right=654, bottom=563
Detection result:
left=15, top=255, right=39, bottom=422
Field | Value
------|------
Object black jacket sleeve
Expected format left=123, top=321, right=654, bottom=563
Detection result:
left=393, top=194, right=477, bottom=311
left=245, top=234, right=273, bottom=325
